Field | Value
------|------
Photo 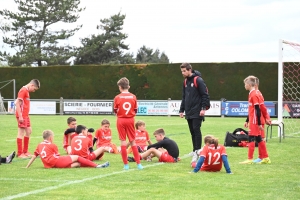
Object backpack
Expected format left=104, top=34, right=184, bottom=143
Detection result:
left=184, top=76, right=210, bottom=110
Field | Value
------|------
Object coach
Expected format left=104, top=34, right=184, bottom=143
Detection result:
left=179, top=63, right=210, bottom=164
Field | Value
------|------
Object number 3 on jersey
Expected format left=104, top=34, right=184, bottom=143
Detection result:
left=74, top=139, right=82, bottom=151
left=122, top=102, right=132, bottom=115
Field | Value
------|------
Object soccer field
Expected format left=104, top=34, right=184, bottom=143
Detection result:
left=0, top=115, right=299, bottom=200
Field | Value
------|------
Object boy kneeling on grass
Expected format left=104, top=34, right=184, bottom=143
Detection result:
left=128, top=128, right=180, bottom=163
left=25, top=130, right=109, bottom=169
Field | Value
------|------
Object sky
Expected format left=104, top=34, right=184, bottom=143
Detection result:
left=1, top=0, right=300, bottom=63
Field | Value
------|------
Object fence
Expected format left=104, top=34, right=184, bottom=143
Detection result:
left=3, top=98, right=278, bottom=117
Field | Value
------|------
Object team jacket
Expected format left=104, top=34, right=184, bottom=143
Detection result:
left=179, top=70, right=210, bottom=119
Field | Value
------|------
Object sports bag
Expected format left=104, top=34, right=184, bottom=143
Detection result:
left=224, top=128, right=257, bottom=147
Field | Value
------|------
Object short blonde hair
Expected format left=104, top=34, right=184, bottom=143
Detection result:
left=244, top=76, right=256, bottom=87
left=43, top=130, right=54, bottom=139
left=153, top=128, right=165, bottom=136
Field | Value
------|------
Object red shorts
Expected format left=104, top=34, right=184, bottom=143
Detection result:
left=159, top=152, right=176, bottom=163
left=248, top=123, right=260, bottom=136
left=16, top=117, right=31, bottom=128
left=54, top=156, right=72, bottom=168
left=117, top=118, right=135, bottom=141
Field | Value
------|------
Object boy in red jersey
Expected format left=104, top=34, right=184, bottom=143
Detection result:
left=129, top=128, right=179, bottom=163
left=244, top=76, right=271, bottom=163
left=113, top=77, right=143, bottom=170
left=192, top=135, right=232, bottom=173
left=71, top=125, right=108, bottom=163
left=25, top=130, right=109, bottom=169
left=93, top=119, right=119, bottom=155
left=63, top=117, right=77, bottom=154
left=127, top=120, right=152, bottom=154
left=240, top=76, right=271, bottom=164
left=15, top=79, right=40, bottom=158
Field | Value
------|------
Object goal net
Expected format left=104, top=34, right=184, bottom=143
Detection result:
left=0, top=92, right=7, bottom=114
left=278, top=39, right=300, bottom=138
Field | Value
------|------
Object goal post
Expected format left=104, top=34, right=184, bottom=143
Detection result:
left=278, top=39, right=300, bottom=138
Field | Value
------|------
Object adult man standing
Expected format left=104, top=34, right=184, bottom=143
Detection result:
left=179, top=63, right=210, bottom=164
left=15, top=79, right=40, bottom=158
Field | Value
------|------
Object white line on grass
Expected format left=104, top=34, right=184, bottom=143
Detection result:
left=0, top=178, right=67, bottom=182
left=1, top=155, right=194, bottom=200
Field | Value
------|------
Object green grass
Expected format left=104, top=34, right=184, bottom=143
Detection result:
left=0, top=115, right=300, bottom=200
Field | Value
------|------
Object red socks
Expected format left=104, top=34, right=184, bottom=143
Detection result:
left=17, top=138, right=23, bottom=156
left=131, top=145, right=141, bottom=164
left=248, top=142, right=255, bottom=159
left=77, top=156, right=97, bottom=167
left=23, top=136, right=29, bottom=153
left=258, top=141, right=268, bottom=158
left=121, top=146, right=128, bottom=164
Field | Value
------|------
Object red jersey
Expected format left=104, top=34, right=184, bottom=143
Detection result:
left=71, top=135, right=93, bottom=158
left=63, top=128, right=70, bottom=150
left=135, top=130, right=150, bottom=146
left=200, top=144, right=227, bottom=172
left=87, top=134, right=93, bottom=142
left=256, top=90, right=270, bottom=124
left=33, top=140, right=60, bottom=168
left=95, top=128, right=112, bottom=147
left=248, top=89, right=260, bottom=125
left=16, top=86, right=30, bottom=117
left=63, top=129, right=76, bottom=150
left=113, top=92, right=137, bottom=118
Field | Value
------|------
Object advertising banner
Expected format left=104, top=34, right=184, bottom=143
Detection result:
left=136, top=101, right=168, bottom=115
left=7, top=101, right=15, bottom=114
left=221, top=101, right=276, bottom=117
left=168, top=100, right=221, bottom=116
left=283, top=102, right=300, bottom=117
left=8, top=101, right=56, bottom=114
left=30, top=101, right=56, bottom=114
left=63, top=101, right=113, bottom=115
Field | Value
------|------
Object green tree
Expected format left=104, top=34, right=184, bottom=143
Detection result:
left=136, top=45, right=169, bottom=63
left=75, top=12, right=134, bottom=64
left=0, top=0, right=84, bottom=66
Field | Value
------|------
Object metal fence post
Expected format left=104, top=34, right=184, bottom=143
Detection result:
left=168, top=98, right=171, bottom=117
left=60, top=97, right=63, bottom=115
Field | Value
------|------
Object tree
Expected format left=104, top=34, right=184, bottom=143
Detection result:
left=75, top=12, right=134, bottom=64
left=136, top=45, right=169, bottom=64
left=0, top=0, right=84, bottom=66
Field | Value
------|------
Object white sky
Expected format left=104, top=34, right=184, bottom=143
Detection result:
left=1, top=0, right=300, bottom=63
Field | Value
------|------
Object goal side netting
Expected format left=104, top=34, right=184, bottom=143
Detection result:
left=0, top=92, right=7, bottom=114
left=278, top=39, right=300, bottom=137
